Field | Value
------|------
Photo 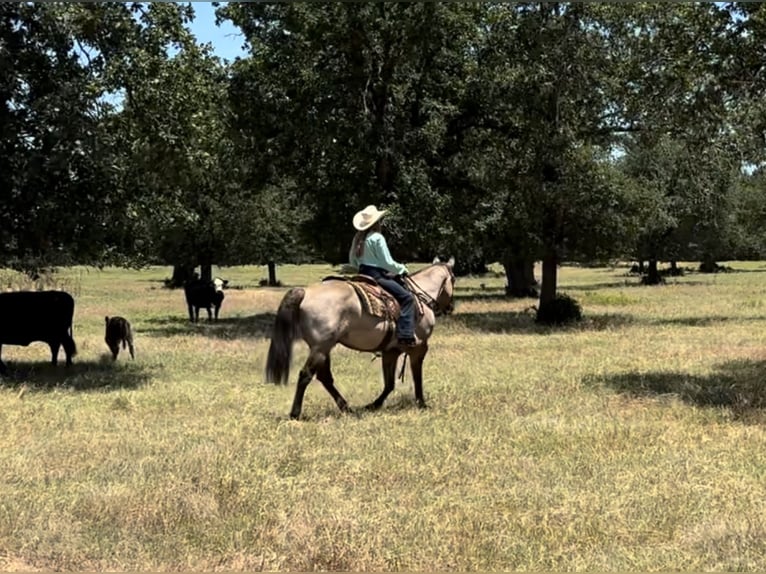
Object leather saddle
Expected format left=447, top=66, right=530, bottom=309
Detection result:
left=323, top=274, right=401, bottom=322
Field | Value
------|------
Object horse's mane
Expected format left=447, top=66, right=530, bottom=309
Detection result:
left=411, top=262, right=454, bottom=279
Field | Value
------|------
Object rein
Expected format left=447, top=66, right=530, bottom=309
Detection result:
left=404, top=266, right=452, bottom=316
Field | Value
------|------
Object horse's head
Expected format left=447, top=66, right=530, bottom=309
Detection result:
left=405, top=257, right=456, bottom=316
left=433, top=256, right=456, bottom=315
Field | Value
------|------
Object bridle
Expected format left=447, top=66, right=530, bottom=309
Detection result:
left=403, top=264, right=455, bottom=316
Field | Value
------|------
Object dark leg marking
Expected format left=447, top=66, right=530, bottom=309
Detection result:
left=316, top=353, right=350, bottom=413
left=365, top=349, right=401, bottom=411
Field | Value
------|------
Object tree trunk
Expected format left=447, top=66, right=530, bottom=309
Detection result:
left=168, top=264, right=196, bottom=289
left=537, top=250, right=558, bottom=315
left=503, top=255, right=538, bottom=298
left=267, top=261, right=278, bottom=286
left=699, top=254, right=717, bottom=273
left=200, top=264, right=213, bottom=283
left=643, top=259, right=663, bottom=285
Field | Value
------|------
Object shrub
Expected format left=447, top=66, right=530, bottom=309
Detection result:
left=536, top=293, right=583, bottom=325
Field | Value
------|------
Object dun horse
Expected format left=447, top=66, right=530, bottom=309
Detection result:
left=265, top=257, right=456, bottom=419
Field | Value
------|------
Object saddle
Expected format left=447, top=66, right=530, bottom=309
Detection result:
left=323, top=274, right=425, bottom=351
left=323, top=274, right=402, bottom=322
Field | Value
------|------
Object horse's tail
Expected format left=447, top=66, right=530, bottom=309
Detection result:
left=265, top=287, right=305, bottom=385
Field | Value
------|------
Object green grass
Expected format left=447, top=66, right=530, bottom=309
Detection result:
left=2, top=261, right=766, bottom=570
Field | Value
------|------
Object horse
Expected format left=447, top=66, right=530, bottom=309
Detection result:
left=265, top=257, right=456, bottom=419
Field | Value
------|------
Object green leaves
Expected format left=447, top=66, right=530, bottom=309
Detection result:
left=3, top=1, right=761, bottom=280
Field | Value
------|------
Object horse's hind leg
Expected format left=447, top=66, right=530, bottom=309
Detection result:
left=365, top=349, right=400, bottom=411
left=316, top=353, right=350, bottom=413
left=410, top=344, right=429, bottom=409
left=289, top=350, right=330, bottom=420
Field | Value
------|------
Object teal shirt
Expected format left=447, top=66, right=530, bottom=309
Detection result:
left=349, top=231, right=408, bottom=275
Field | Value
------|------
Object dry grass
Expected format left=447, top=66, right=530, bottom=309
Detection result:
left=1, top=261, right=766, bottom=570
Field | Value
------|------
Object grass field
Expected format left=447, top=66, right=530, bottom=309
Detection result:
left=1, top=261, right=766, bottom=571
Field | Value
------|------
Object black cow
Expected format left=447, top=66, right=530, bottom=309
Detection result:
left=184, top=277, right=228, bottom=322
left=0, top=290, right=77, bottom=375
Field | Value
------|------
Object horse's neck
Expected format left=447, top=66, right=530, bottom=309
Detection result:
left=410, top=267, right=444, bottom=297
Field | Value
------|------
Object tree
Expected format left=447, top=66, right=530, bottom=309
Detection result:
left=0, top=3, right=135, bottom=274
left=99, top=3, right=267, bottom=286
left=619, top=134, right=740, bottom=283
left=219, top=3, right=485, bottom=265
left=458, top=3, right=741, bottom=319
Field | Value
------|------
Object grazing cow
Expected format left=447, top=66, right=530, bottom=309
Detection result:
left=184, top=277, right=228, bottom=322
left=0, top=290, right=77, bottom=375
left=104, top=316, right=135, bottom=361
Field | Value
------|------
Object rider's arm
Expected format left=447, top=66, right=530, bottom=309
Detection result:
left=369, top=233, right=408, bottom=275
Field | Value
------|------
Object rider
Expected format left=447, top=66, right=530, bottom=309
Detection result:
left=348, top=205, right=416, bottom=347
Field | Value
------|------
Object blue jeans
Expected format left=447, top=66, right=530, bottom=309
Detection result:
left=359, top=264, right=415, bottom=340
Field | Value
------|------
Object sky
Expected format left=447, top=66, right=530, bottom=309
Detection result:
left=186, top=2, right=247, bottom=62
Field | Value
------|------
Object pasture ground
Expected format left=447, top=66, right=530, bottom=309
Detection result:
left=1, top=261, right=766, bottom=571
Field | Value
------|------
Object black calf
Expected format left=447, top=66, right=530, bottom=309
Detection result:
left=105, top=316, right=135, bottom=360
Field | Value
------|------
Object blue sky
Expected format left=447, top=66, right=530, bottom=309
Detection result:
left=187, top=2, right=247, bottom=62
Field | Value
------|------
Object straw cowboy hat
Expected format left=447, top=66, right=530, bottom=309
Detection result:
left=353, top=205, right=388, bottom=231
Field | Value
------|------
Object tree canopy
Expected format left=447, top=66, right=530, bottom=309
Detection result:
left=3, top=2, right=765, bottom=317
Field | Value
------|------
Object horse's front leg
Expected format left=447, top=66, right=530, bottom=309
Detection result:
left=410, top=343, right=429, bottom=409
left=365, top=349, right=401, bottom=411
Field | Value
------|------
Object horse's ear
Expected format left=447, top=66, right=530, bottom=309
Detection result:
left=433, top=256, right=441, bottom=264
left=446, top=256, right=455, bottom=269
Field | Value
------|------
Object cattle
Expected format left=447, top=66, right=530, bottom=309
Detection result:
left=104, top=316, right=135, bottom=361
left=0, top=290, right=77, bottom=375
left=184, top=277, right=228, bottom=322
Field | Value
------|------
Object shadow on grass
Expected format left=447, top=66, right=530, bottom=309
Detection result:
left=0, top=359, right=152, bottom=392
left=651, top=315, right=766, bottom=327
left=142, top=313, right=276, bottom=339
left=563, top=279, right=709, bottom=292
left=293, top=392, right=427, bottom=422
left=454, top=292, right=536, bottom=303
left=446, top=308, right=766, bottom=334
left=586, top=359, right=766, bottom=421
left=453, top=285, right=512, bottom=301
left=560, top=280, right=645, bottom=291
left=444, top=311, right=636, bottom=334
left=724, top=268, right=766, bottom=274
left=653, top=316, right=732, bottom=327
